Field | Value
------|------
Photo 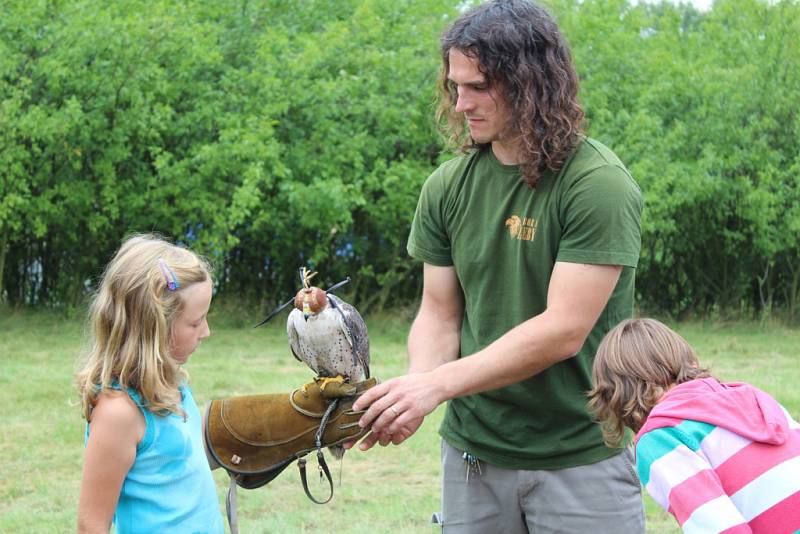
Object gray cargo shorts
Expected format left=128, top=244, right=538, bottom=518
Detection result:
left=433, top=440, right=645, bottom=533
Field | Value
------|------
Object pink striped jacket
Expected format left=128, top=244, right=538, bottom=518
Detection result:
left=635, top=378, right=800, bottom=533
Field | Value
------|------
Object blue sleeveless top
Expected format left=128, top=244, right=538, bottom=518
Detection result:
left=86, top=384, right=224, bottom=534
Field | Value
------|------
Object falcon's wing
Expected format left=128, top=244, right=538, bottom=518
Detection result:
left=286, top=310, right=307, bottom=365
left=330, top=295, right=370, bottom=380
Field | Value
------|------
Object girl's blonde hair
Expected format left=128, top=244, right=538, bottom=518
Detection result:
left=76, top=234, right=212, bottom=420
left=587, top=318, right=710, bottom=447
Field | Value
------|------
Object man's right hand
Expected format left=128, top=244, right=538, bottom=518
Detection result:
left=343, top=414, right=424, bottom=451
left=351, top=370, right=449, bottom=449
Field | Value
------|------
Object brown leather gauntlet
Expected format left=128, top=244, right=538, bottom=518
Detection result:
left=204, top=378, right=376, bottom=493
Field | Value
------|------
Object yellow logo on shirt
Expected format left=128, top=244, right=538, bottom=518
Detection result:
left=505, top=215, right=537, bottom=241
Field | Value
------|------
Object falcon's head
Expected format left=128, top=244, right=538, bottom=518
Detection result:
left=294, top=286, right=327, bottom=321
left=253, top=266, right=350, bottom=328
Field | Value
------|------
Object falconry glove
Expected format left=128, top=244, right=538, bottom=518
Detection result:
left=204, top=377, right=377, bottom=533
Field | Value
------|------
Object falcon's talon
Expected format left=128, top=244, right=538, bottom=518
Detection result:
left=316, top=376, right=347, bottom=388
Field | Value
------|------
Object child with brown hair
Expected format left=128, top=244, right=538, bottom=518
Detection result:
left=75, top=234, right=223, bottom=533
left=588, top=318, right=800, bottom=534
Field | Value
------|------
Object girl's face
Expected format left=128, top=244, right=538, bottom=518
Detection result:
left=170, top=278, right=212, bottom=364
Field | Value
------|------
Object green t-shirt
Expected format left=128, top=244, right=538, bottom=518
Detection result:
left=407, top=138, right=643, bottom=470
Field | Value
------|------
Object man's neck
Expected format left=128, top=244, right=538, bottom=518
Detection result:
left=491, top=140, right=523, bottom=165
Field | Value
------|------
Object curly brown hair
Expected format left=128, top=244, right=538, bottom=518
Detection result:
left=436, top=0, right=584, bottom=188
left=587, top=318, right=711, bottom=447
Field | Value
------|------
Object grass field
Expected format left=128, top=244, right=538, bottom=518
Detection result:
left=1, top=308, right=797, bottom=533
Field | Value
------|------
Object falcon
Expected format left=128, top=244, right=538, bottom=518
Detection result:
left=286, top=268, right=370, bottom=385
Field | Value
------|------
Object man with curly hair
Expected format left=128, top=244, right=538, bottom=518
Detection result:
left=351, top=1, right=645, bottom=531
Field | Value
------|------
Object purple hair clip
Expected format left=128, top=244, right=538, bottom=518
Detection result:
left=158, top=258, right=180, bottom=291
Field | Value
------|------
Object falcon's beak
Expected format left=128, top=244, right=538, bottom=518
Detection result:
left=303, top=312, right=310, bottom=321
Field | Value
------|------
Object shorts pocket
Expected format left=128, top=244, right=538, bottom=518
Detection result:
left=620, top=445, right=641, bottom=487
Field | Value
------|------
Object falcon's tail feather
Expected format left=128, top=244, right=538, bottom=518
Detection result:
left=328, top=444, right=346, bottom=460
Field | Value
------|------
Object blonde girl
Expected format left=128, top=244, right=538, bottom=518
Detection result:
left=76, top=234, right=223, bottom=533
left=589, top=318, right=800, bottom=534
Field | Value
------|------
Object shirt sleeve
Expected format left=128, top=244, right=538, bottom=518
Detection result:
left=407, top=165, right=454, bottom=266
left=557, top=165, right=643, bottom=267
left=636, top=426, right=752, bottom=533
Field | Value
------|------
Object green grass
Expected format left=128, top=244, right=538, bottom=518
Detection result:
left=1, top=309, right=797, bottom=533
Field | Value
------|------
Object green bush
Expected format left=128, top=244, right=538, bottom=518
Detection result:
left=1, top=0, right=798, bottom=320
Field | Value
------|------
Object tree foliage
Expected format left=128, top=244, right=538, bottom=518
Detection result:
left=558, top=0, right=800, bottom=318
left=1, top=0, right=798, bottom=320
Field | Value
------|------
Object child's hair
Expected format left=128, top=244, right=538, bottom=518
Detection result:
left=587, top=318, right=710, bottom=447
left=76, top=234, right=212, bottom=420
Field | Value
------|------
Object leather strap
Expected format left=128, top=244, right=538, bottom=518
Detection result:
left=226, top=474, right=239, bottom=534
left=298, top=449, right=334, bottom=505
left=297, top=398, right=339, bottom=505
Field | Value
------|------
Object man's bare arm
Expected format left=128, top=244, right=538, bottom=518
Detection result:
left=354, top=261, right=622, bottom=439
left=407, top=263, right=464, bottom=373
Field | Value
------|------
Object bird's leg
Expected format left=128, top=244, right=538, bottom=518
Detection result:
left=316, top=375, right=346, bottom=387
left=315, top=375, right=354, bottom=397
